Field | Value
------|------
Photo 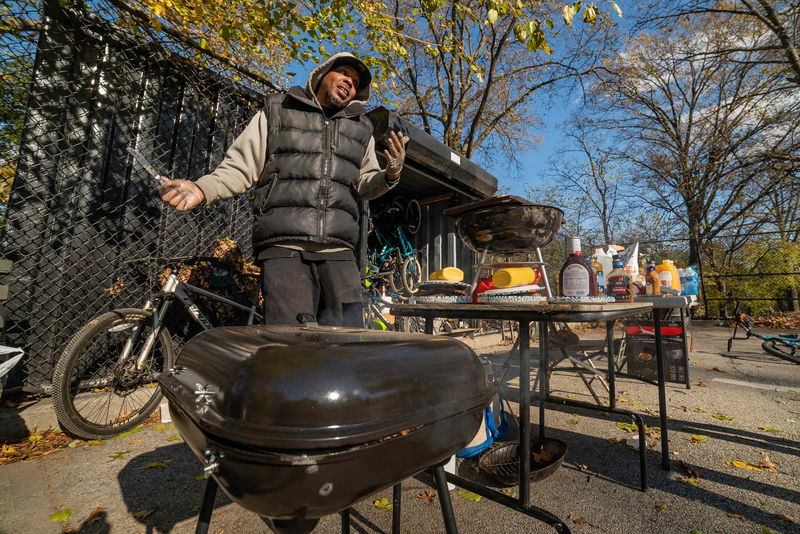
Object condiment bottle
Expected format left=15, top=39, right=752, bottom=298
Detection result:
left=645, top=262, right=660, bottom=295
left=656, top=260, right=681, bottom=291
left=559, top=238, right=598, bottom=297
left=606, top=255, right=633, bottom=302
left=591, top=255, right=605, bottom=295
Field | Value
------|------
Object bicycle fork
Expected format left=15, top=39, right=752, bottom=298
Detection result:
left=117, top=275, right=177, bottom=370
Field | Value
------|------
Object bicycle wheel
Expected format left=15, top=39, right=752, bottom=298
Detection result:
left=405, top=199, right=422, bottom=235
left=52, top=308, right=174, bottom=439
left=388, top=263, right=409, bottom=300
left=762, top=338, right=800, bottom=364
left=401, top=257, right=422, bottom=294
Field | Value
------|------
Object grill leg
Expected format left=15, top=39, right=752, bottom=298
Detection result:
left=195, top=477, right=219, bottom=534
left=432, top=466, right=458, bottom=534
left=392, top=483, right=402, bottom=533
left=341, top=508, right=350, bottom=533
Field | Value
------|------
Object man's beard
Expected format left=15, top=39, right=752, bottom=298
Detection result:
left=323, top=84, right=348, bottom=111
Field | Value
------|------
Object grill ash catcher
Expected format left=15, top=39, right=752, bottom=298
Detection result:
left=160, top=319, right=499, bottom=534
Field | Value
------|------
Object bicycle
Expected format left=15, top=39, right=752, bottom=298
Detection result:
left=52, top=256, right=263, bottom=439
left=727, top=304, right=800, bottom=364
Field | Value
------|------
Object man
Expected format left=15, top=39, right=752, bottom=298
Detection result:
left=159, top=52, right=408, bottom=327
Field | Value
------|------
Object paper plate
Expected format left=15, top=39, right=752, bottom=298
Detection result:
left=418, top=281, right=471, bottom=289
left=416, top=295, right=473, bottom=304
left=481, top=284, right=543, bottom=296
left=547, top=296, right=616, bottom=304
left=477, top=295, right=548, bottom=303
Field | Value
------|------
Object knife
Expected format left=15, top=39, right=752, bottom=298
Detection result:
left=127, top=147, right=167, bottom=185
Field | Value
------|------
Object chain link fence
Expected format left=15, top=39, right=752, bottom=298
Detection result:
left=1, top=0, right=274, bottom=388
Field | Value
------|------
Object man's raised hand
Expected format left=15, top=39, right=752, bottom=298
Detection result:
left=159, top=179, right=205, bottom=211
left=384, top=130, right=409, bottom=180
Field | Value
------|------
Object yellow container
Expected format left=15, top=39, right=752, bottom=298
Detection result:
left=429, top=267, right=464, bottom=282
left=492, top=268, right=537, bottom=288
left=655, top=260, right=681, bottom=291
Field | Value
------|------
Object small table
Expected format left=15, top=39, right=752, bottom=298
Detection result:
left=389, top=301, right=658, bottom=533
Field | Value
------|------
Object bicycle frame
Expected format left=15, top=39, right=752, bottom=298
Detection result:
left=373, top=225, right=415, bottom=264
left=119, top=272, right=263, bottom=370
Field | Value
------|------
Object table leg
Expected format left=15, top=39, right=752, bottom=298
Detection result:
left=519, top=321, right=531, bottom=507
left=392, top=483, right=401, bottom=533
left=341, top=509, right=350, bottom=533
left=606, top=321, right=616, bottom=409
left=537, top=321, right=548, bottom=440
left=653, top=312, right=670, bottom=471
left=680, top=307, right=691, bottom=389
left=424, top=317, right=433, bottom=335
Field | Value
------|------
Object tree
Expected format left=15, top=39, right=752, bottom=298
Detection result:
left=377, top=0, right=622, bottom=172
left=633, top=1, right=800, bottom=86
left=593, top=12, right=800, bottom=264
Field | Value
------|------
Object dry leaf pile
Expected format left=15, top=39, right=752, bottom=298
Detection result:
left=157, top=239, right=261, bottom=326
left=0, top=429, right=80, bottom=465
left=753, top=312, right=800, bottom=329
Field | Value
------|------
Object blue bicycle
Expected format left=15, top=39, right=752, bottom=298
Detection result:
left=728, top=307, right=800, bottom=364
left=368, top=198, right=422, bottom=297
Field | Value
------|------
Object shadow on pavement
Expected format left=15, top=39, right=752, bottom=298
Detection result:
left=117, top=442, right=233, bottom=533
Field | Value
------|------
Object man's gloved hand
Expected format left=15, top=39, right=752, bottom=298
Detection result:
left=159, top=179, right=205, bottom=211
left=384, top=130, right=409, bottom=180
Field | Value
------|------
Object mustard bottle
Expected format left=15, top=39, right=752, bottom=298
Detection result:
left=493, top=267, right=537, bottom=288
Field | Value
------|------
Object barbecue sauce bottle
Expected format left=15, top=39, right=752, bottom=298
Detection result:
left=559, top=238, right=598, bottom=297
left=607, top=255, right=634, bottom=302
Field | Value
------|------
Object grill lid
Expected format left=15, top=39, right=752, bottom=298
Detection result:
left=160, top=325, right=494, bottom=449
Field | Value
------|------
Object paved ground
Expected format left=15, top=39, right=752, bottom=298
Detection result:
left=1, top=323, right=799, bottom=534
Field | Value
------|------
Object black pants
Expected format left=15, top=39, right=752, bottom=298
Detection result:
left=259, top=253, right=364, bottom=328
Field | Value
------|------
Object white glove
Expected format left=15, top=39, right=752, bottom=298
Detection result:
left=384, top=130, right=409, bottom=179
left=159, top=179, right=205, bottom=211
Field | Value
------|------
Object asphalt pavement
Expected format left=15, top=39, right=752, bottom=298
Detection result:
left=0, top=323, right=798, bottom=534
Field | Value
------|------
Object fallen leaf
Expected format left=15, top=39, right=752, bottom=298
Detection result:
left=690, top=530, right=703, bottom=534
left=574, top=517, right=586, bottom=524
left=777, top=400, right=789, bottom=405
left=621, top=391, right=630, bottom=395
left=152, top=424, right=174, bottom=431
left=195, top=475, right=205, bottom=481
left=532, top=447, right=554, bottom=463
left=49, top=509, right=75, bottom=522
left=696, top=407, right=708, bottom=413
left=567, top=395, right=575, bottom=398
left=28, top=435, right=42, bottom=443
left=167, top=434, right=181, bottom=442
left=759, top=455, right=778, bottom=474
left=692, top=361, right=702, bottom=364
left=674, top=405, right=693, bottom=412
left=374, top=498, right=393, bottom=510
left=567, top=418, right=580, bottom=425
left=86, top=507, right=105, bottom=526
left=727, top=512, right=749, bottom=521
left=577, top=463, right=588, bottom=471
left=418, top=490, right=436, bottom=502
left=712, top=366, right=731, bottom=373
left=88, top=440, right=105, bottom=446
left=113, top=426, right=144, bottom=439
left=790, top=411, right=800, bottom=415
left=136, top=460, right=173, bottom=470
left=679, top=477, right=701, bottom=488
left=760, top=427, right=782, bottom=433
left=617, top=398, right=628, bottom=403
left=190, top=505, right=200, bottom=513
left=777, top=514, right=797, bottom=524
left=678, top=460, right=700, bottom=479
left=727, top=460, right=763, bottom=471
left=607, top=437, right=619, bottom=444
left=108, top=450, right=132, bottom=461
left=762, top=526, right=776, bottom=534
left=129, top=509, right=155, bottom=520
left=644, top=408, right=659, bottom=417
left=500, top=488, right=517, bottom=498
left=51, top=455, right=68, bottom=461
left=458, top=490, right=481, bottom=502
left=690, top=435, right=709, bottom=443
left=67, top=441, right=78, bottom=448
left=698, top=381, right=709, bottom=387
left=713, top=414, right=734, bottom=421
left=629, top=402, right=646, bottom=406
left=657, top=504, right=667, bottom=511
left=616, top=422, right=638, bottom=433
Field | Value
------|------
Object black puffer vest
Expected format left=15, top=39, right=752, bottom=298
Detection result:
left=252, top=88, right=374, bottom=250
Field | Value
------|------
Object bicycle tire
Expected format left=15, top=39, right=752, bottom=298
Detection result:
left=405, top=199, right=422, bottom=235
left=401, top=257, right=422, bottom=294
left=52, top=308, right=175, bottom=439
left=388, top=264, right=409, bottom=300
left=761, top=338, right=800, bottom=364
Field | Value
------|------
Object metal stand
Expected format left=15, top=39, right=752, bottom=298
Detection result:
left=432, top=465, right=458, bottom=534
left=654, top=312, right=670, bottom=471
left=392, top=483, right=401, bottom=533
left=341, top=508, right=350, bottom=533
left=195, top=477, right=219, bottom=534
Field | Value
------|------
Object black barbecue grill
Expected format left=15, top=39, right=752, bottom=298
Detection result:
left=160, top=324, right=494, bottom=534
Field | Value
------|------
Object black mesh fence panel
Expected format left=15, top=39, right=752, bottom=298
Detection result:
left=1, top=0, right=269, bottom=387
